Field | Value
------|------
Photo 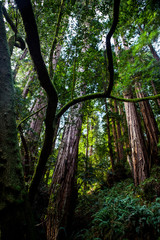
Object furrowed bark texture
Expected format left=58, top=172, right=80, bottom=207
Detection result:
left=124, top=89, right=149, bottom=186
left=47, top=104, right=83, bottom=240
left=135, top=82, right=159, bottom=166
left=0, top=3, right=35, bottom=239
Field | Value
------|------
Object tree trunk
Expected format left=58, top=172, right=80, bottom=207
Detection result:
left=105, top=99, right=114, bottom=171
left=115, top=36, right=150, bottom=184
left=0, top=4, right=35, bottom=239
left=84, top=115, right=89, bottom=190
left=22, top=42, right=61, bottom=182
left=46, top=104, right=83, bottom=240
left=124, top=89, right=149, bottom=186
left=135, top=81, right=159, bottom=166
left=26, top=91, right=47, bottom=179
left=22, top=70, right=35, bottom=98
left=114, top=100, right=124, bottom=161
left=119, top=104, right=132, bottom=170
left=110, top=100, right=120, bottom=162
left=151, top=80, right=160, bottom=108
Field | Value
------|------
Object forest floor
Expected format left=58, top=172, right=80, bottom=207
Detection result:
left=71, top=165, right=160, bottom=240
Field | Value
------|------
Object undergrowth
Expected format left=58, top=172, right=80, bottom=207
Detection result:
left=71, top=166, right=160, bottom=240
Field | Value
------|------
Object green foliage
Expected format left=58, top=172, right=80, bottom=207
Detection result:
left=91, top=196, right=160, bottom=240
left=72, top=172, right=160, bottom=240
left=136, top=166, right=160, bottom=201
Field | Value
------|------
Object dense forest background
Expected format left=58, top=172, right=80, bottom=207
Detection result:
left=0, top=0, right=160, bottom=239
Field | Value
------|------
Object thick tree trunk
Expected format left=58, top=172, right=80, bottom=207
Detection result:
left=46, top=104, right=83, bottom=240
left=124, top=89, right=149, bottom=186
left=115, top=36, right=150, bottom=184
left=135, top=82, right=159, bottom=166
left=0, top=4, right=35, bottom=239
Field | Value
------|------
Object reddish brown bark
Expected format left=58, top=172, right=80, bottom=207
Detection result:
left=135, top=81, right=159, bottom=166
left=47, top=104, right=83, bottom=240
left=124, top=89, right=149, bottom=186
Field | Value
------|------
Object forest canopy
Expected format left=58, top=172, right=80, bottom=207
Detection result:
left=0, top=0, right=160, bottom=239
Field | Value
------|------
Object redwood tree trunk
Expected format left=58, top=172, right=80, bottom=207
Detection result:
left=124, top=89, right=149, bottom=186
left=46, top=104, right=83, bottom=240
left=135, top=81, right=159, bottom=166
left=115, top=36, right=150, bottom=185
left=0, top=4, right=35, bottom=239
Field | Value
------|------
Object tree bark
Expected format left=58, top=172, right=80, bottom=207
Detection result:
left=0, top=3, right=35, bottom=239
left=124, top=89, right=149, bottom=186
left=117, top=36, right=150, bottom=184
left=22, top=70, right=35, bottom=98
left=151, top=80, right=160, bottom=108
left=135, top=81, right=159, bottom=166
left=114, top=100, right=123, bottom=161
left=110, top=100, right=120, bottom=162
left=105, top=99, right=114, bottom=171
left=47, top=104, right=83, bottom=240
left=84, top=115, right=89, bottom=190
left=119, top=104, right=132, bottom=170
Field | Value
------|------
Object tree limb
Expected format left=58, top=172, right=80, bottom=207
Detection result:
left=17, top=92, right=160, bottom=127
left=2, top=5, right=17, bottom=32
left=56, top=92, right=160, bottom=119
left=2, top=5, right=25, bottom=50
left=106, top=0, right=120, bottom=95
left=15, top=0, right=58, bottom=203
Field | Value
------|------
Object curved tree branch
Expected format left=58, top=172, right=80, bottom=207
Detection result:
left=17, top=92, right=160, bottom=127
left=15, top=0, right=58, bottom=203
left=2, top=5, right=25, bottom=50
left=17, top=104, right=47, bottom=128
left=2, top=5, right=17, bottom=32
left=106, top=0, right=120, bottom=95
left=56, top=92, right=160, bottom=119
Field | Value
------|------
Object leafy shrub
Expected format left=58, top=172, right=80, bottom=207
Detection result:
left=89, top=196, right=160, bottom=240
left=72, top=169, right=160, bottom=240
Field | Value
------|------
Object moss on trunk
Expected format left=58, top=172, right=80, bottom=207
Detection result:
left=0, top=3, right=35, bottom=239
